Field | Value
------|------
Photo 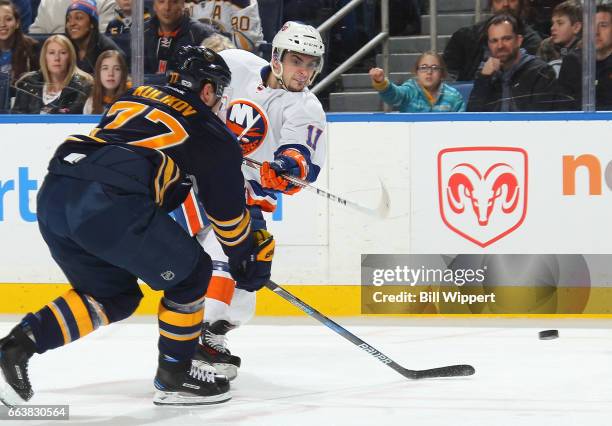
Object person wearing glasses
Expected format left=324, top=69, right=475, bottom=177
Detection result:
left=369, top=51, right=466, bottom=112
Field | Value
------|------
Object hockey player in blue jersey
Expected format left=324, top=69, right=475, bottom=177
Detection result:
left=0, top=46, right=275, bottom=407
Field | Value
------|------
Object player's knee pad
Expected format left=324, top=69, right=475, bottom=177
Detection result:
left=164, top=249, right=212, bottom=305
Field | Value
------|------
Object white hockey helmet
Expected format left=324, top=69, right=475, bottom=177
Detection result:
left=271, top=21, right=325, bottom=88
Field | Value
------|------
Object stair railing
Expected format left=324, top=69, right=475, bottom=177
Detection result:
left=312, top=0, right=389, bottom=96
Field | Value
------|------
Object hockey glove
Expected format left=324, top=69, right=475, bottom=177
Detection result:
left=260, top=149, right=308, bottom=195
left=230, top=229, right=275, bottom=292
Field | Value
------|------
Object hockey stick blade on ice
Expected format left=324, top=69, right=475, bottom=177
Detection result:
left=265, top=280, right=475, bottom=379
left=243, top=157, right=391, bottom=218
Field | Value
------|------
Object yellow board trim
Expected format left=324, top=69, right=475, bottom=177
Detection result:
left=3, top=283, right=612, bottom=317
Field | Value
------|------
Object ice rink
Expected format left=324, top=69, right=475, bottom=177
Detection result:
left=1, top=316, right=612, bottom=426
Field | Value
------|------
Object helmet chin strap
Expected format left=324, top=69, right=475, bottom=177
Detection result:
left=271, top=57, right=289, bottom=91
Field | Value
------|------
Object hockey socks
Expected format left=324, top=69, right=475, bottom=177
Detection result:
left=20, top=289, right=117, bottom=353
left=157, top=296, right=205, bottom=361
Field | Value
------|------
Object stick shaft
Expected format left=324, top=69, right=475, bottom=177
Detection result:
left=243, top=157, right=388, bottom=217
left=232, top=105, right=387, bottom=217
left=265, top=281, right=475, bottom=379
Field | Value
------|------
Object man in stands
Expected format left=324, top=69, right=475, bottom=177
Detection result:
left=443, top=0, right=542, bottom=81
left=467, top=13, right=557, bottom=111
left=556, top=3, right=612, bottom=111
left=144, top=0, right=216, bottom=74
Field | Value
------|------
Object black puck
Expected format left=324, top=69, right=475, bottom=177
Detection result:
left=539, top=329, right=559, bottom=340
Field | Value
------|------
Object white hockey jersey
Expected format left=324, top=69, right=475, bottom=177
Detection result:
left=191, top=0, right=265, bottom=52
left=219, top=48, right=327, bottom=212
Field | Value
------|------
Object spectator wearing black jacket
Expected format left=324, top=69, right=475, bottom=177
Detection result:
left=536, top=0, right=582, bottom=77
left=65, top=0, right=124, bottom=74
left=467, top=13, right=557, bottom=111
left=144, top=0, right=215, bottom=74
left=12, top=34, right=92, bottom=114
left=105, top=0, right=152, bottom=35
left=556, top=4, right=612, bottom=111
left=443, top=0, right=542, bottom=81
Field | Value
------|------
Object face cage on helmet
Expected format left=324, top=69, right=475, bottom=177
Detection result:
left=271, top=47, right=324, bottom=89
left=198, top=77, right=227, bottom=100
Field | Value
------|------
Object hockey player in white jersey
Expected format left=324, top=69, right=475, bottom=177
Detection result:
left=190, top=0, right=264, bottom=52
left=192, top=21, right=326, bottom=379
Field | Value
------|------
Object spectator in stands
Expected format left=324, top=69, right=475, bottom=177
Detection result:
left=467, top=13, right=557, bottom=111
left=537, top=0, right=582, bottom=77
left=369, top=52, right=466, bottom=112
left=201, top=32, right=235, bottom=52
left=144, top=0, right=216, bottom=74
left=556, top=4, right=612, bottom=110
left=29, top=0, right=115, bottom=33
left=83, top=49, right=127, bottom=113
left=443, top=0, right=542, bottom=81
left=11, top=0, right=31, bottom=32
left=525, top=0, right=565, bottom=38
left=11, top=34, right=92, bottom=113
left=65, top=0, right=123, bottom=74
left=0, top=0, right=39, bottom=83
left=105, top=0, right=151, bottom=35
left=189, top=0, right=264, bottom=52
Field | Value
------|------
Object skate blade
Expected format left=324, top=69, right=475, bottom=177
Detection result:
left=212, top=363, right=238, bottom=381
left=0, top=367, right=28, bottom=408
left=153, top=390, right=231, bottom=406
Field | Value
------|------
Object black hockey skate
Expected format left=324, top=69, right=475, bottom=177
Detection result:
left=0, top=325, right=36, bottom=407
left=153, top=354, right=231, bottom=405
left=194, top=321, right=241, bottom=381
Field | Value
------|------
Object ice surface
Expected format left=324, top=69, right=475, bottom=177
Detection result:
left=1, top=317, right=612, bottom=426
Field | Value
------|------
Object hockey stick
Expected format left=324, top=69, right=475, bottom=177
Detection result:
left=243, top=157, right=391, bottom=218
left=232, top=112, right=390, bottom=218
left=265, top=280, right=476, bottom=379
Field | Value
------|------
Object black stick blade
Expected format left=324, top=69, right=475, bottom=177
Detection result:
left=409, top=364, right=476, bottom=379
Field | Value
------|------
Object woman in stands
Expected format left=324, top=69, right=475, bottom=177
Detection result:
left=0, top=0, right=38, bottom=110
left=11, top=34, right=92, bottom=114
left=65, top=0, right=123, bottom=74
left=83, top=49, right=129, bottom=114
left=369, top=51, right=466, bottom=112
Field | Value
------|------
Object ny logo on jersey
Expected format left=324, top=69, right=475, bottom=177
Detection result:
left=226, top=99, right=268, bottom=155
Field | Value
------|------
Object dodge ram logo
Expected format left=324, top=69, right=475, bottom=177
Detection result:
left=438, top=147, right=528, bottom=247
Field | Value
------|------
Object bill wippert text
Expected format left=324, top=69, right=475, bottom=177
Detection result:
left=372, top=291, right=496, bottom=305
